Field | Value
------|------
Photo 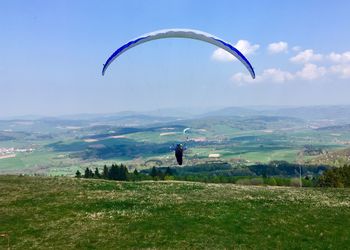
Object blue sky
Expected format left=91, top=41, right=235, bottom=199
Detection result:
left=1, top=0, right=350, bottom=117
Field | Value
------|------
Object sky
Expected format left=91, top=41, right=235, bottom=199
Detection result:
left=1, top=0, right=350, bottom=117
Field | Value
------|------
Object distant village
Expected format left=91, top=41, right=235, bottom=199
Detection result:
left=0, top=147, right=34, bottom=159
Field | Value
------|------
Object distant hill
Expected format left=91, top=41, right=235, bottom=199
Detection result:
left=309, top=147, right=350, bottom=167
left=3, top=105, right=350, bottom=125
left=202, top=105, right=350, bottom=123
left=199, top=106, right=259, bottom=117
left=268, top=106, right=350, bottom=121
left=316, top=124, right=350, bottom=132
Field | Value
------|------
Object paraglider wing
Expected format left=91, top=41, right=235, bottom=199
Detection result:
left=183, top=128, right=190, bottom=134
left=102, top=29, right=255, bottom=79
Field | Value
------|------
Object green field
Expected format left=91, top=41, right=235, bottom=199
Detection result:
left=1, top=114, right=350, bottom=175
left=0, top=176, right=349, bottom=249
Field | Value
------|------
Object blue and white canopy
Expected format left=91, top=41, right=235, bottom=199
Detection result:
left=102, top=29, right=255, bottom=79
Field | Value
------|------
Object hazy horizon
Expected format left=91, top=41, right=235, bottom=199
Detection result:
left=2, top=104, right=350, bottom=120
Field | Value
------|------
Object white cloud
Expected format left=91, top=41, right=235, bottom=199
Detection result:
left=231, top=72, right=255, bottom=84
left=232, top=64, right=329, bottom=85
left=235, top=40, right=260, bottom=55
left=325, top=51, right=350, bottom=78
left=290, top=49, right=323, bottom=64
left=329, top=64, right=350, bottom=78
left=229, top=44, right=350, bottom=85
left=328, top=51, right=350, bottom=63
left=212, top=48, right=236, bottom=61
left=296, top=63, right=327, bottom=80
left=292, top=46, right=301, bottom=52
left=212, top=40, right=259, bottom=62
left=260, top=68, right=294, bottom=82
left=267, top=41, right=288, bottom=54
left=231, top=68, right=294, bottom=85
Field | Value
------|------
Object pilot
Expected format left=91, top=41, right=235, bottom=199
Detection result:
left=175, top=144, right=184, bottom=165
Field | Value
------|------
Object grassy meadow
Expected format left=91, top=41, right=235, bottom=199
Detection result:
left=0, top=175, right=349, bottom=249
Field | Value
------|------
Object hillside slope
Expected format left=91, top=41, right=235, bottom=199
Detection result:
left=1, top=176, right=349, bottom=249
left=310, top=147, right=350, bottom=167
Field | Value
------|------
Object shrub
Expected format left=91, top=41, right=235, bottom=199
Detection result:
left=275, top=177, right=290, bottom=186
left=290, top=178, right=301, bottom=187
left=264, top=177, right=277, bottom=186
left=302, top=178, right=314, bottom=187
left=250, top=178, right=264, bottom=186
left=236, top=178, right=251, bottom=185
left=236, top=177, right=264, bottom=186
left=164, top=175, right=175, bottom=181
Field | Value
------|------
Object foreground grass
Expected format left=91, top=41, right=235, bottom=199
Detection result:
left=0, top=176, right=349, bottom=249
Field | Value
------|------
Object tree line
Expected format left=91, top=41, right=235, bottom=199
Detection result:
left=75, top=163, right=350, bottom=188
left=75, top=164, right=175, bottom=181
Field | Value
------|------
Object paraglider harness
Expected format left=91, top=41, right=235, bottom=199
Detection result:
left=174, top=144, right=184, bottom=165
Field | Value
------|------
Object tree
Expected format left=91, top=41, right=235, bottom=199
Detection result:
left=130, top=169, right=139, bottom=181
left=84, top=167, right=91, bottom=178
left=133, top=169, right=139, bottom=176
left=75, top=170, right=82, bottom=178
left=89, top=168, right=94, bottom=178
left=318, top=165, right=350, bottom=187
left=150, top=166, right=158, bottom=179
left=165, top=167, right=173, bottom=176
left=119, top=164, right=128, bottom=181
left=94, top=167, right=101, bottom=178
left=102, top=165, right=109, bottom=179
left=109, top=164, right=118, bottom=180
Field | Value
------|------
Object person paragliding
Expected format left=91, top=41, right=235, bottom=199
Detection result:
left=183, top=127, right=190, bottom=141
left=169, top=128, right=190, bottom=165
left=174, top=143, right=184, bottom=165
left=173, top=128, right=190, bottom=165
left=101, top=28, right=255, bottom=165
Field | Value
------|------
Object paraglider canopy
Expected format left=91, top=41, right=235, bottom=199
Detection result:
left=102, top=29, right=255, bottom=79
left=183, top=128, right=190, bottom=134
